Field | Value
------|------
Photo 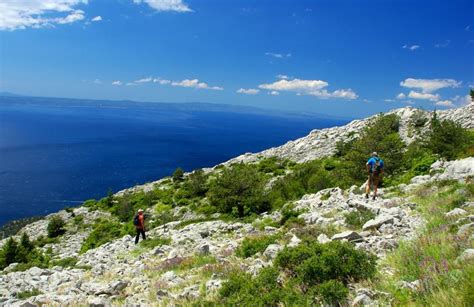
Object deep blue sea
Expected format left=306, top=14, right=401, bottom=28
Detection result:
left=0, top=97, right=348, bottom=226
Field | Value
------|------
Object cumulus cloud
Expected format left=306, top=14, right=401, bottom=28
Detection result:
left=396, top=93, right=406, bottom=99
left=153, top=78, right=171, bottom=85
left=407, top=90, right=440, bottom=101
left=112, top=80, right=123, bottom=86
left=237, top=88, right=260, bottom=95
left=452, top=95, right=472, bottom=106
left=265, top=52, right=291, bottom=59
left=91, top=16, right=102, bottom=22
left=402, top=44, right=420, bottom=51
left=0, top=0, right=87, bottom=30
left=132, top=0, right=192, bottom=12
left=269, top=91, right=280, bottom=96
left=258, top=78, right=357, bottom=100
left=400, top=78, right=461, bottom=93
left=435, top=100, right=454, bottom=108
left=171, top=79, right=223, bottom=90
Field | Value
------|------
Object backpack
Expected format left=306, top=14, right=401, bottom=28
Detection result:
left=373, top=158, right=383, bottom=174
left=133, top=215, right=139, bottom=226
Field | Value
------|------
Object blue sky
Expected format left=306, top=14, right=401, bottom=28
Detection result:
left=0, top=0, right=473, bottom=117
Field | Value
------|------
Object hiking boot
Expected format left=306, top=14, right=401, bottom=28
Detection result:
left=372, top=195, right=376, bottom=200
left=365, top=193, right=369, bottom=199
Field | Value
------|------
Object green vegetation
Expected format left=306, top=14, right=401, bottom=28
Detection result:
left=344, top=207, right=376, bottom=229
left=427, top=113, right=473, bottom=160
left=377, top=180, right=474, bottom=305
left=172, top=167, right=185, bottom=183
left=80, top=219, right=127, bottom=254
left=208, top=163, right=270, bottom=217
left=220, top=240, right=377, bottom=305
left=139, top=237, right=171, bottom=249
left=236, top=233, right=281, bottom=258
left=16, top=288, right=42, bottom=299
left=47, top=216, right=66, bottom=238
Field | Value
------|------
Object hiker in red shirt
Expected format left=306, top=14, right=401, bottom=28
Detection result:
left=134, top=209, right=146, bottom=244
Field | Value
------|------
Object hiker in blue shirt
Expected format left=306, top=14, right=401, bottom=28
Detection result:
left=365, top=152, right=384, bottom=200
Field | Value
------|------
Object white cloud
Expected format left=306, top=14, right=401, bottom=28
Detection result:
left=434, top=40, right=450, bottom=48
left=269, top=91, right=280, bottom=96
left=400, top=78, right=461, bottom=93
left=153, top=78, right=171, bottom=85
left=126, top=82, right=139, bottom=86
left=276, top=74, right=290, bottom=80
left=466, top=25, right=471, bottom=31
left=384, top=99, right=396, bottom=102
left=259, top=78, right=328, bottom=92
left=265, top=52, right=291, bottom=59
left=93, top=79, right=102, bottom=84
left=112, top=80, right=123, bottom=86
left=0, top=0, right=87, bottom=30
left=134, top=77, right=153, bottom=83
left=402, top=44, right=420, bottom=51
left=307, top=89, right=358, bottom=100
left=407, top=90, right=440, bottom=101
left=171, top=79, right=223, bottom=91
left=237, top=88, right=260, bottom=95
left=396, top=93, right=406, bottom=99
left=258, top=78, right=357, bottom=100
left=132, top=0, right=192, bottom=12
left=453, top=95, right=472, bottom=106
left=91, top=15, right=102, bottom=22
left=435, top=100, right=454, bottom=108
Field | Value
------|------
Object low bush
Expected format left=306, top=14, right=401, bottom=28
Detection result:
left=220, top=240, right=376, bottom=305
left=16, top=288, right=42, bottom=299
left=344, top=208, right=375, bottom=229
left=47, top=216, right=66, bottom=238
left=236, top=234, right=281, bottom=258
left=80, top=219, right=126, bottom=254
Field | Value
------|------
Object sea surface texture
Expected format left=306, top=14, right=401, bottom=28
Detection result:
left=0, top=97, right=347, bottom=226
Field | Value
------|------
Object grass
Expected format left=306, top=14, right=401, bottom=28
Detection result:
left=375, top=180, right=474, bottom=306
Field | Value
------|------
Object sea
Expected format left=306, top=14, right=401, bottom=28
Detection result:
left=0, top=96, right=349, bottom=227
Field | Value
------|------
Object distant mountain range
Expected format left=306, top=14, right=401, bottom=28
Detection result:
left=0, top=93, right=352, bottom=121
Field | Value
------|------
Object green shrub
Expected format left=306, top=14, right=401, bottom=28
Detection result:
left=427, top=114, right=473, bottom=160
left=47, top=216, right=66, bottom=238
left=80, top=219, right=126, bottom=253
left=315, top=280, right=349, bottom=305
left=208, top=163, right=270, bottom=217
left=16, top=288, right=41, bottom=299
left=236, top=234, right=280, bottom=258
left=50, top=256, right=78, bottom=268
left=275, top=240, right=377, bottom=285
left=173, top=167, right=185, bottom=182
left=182, top=168, right=209, bottom=197
left=344, top=208, right=375, bottom=229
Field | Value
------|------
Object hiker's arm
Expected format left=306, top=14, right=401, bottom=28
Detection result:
left=366, top=164, right=370, bottom=173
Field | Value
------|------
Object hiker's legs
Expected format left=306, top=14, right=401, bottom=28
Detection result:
left=141, top=229, right=146, bottom=240
left=365, top=174, right=372, bottom=196
left=373, top=175, right=380, bottom=198
left=135, top=229, right=140, bottom=244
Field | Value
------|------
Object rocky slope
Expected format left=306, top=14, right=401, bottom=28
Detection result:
left=0, top=104, right=473, bottom=306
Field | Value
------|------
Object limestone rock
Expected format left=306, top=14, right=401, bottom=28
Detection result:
left=445, top=208, right=467, bottom=218
left=331, top=231, right=363, bottom=242
left=362, top=215, right=394, bottom=231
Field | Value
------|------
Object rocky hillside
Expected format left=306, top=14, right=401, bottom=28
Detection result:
left=0, top=105, right=473, bottom=306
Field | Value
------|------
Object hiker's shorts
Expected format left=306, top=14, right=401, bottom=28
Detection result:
left=368, top=173, right=380, bottom=188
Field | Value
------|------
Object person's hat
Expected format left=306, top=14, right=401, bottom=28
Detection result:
left=372, top=151, right=378, bottom=156
left=138, top=209, right=144, bottom=213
